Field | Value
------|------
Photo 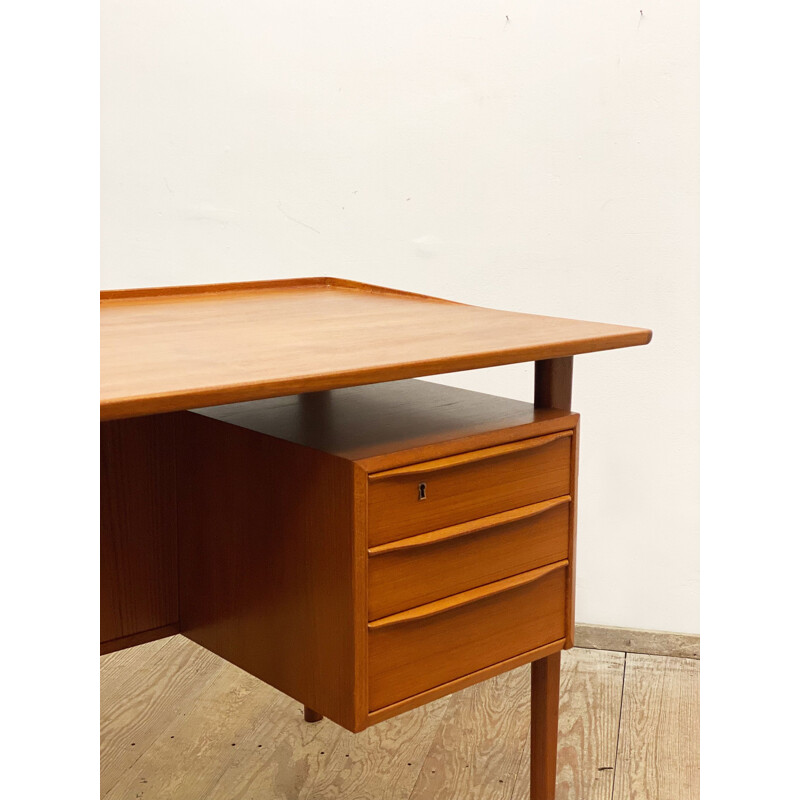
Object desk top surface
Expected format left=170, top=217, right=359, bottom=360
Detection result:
left=100, top=277, right=651, bottom=420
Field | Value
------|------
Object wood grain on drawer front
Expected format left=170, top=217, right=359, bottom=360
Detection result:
left=367, top=562, right=567, bottom=711
left=367, top=432, right=573, bottom=546
left=368, top=496, right=570, bottom=620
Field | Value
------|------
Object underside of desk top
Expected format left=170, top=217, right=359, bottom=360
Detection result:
left=100, top=277, right=652, bottom=420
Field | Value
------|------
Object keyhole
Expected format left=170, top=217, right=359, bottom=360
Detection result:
left=418, top=482, right=427, bottom=501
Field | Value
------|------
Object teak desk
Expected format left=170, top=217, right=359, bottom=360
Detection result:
left=100, top=277, right=651, bottom=799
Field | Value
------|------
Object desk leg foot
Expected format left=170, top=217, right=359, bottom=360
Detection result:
left=530, top=652, right=560, bottom=800
left=304, top=705, right=323, bottom=723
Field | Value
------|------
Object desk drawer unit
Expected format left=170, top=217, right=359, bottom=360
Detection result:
left=179, top=380, right=579, bottom=732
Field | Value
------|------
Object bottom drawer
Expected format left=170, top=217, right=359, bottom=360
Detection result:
left=368, top=562, right=567, bottom=711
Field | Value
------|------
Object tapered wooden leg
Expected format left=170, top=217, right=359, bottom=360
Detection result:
left=530, top=652, right=561, bottom=800
left=535, top=356, right=578, bottom=651
left=303, top=705, right=323, bottom=723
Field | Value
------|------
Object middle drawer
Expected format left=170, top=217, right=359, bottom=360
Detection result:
left=368, top=496, right=571, bottom=620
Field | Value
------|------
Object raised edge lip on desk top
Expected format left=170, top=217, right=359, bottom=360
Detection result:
left=100, top=277, right=652, bottom=421
left=99, top=276, right=444, bottom=303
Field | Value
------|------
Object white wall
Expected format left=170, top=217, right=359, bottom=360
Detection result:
left=102, top=1, right=699, bottom=634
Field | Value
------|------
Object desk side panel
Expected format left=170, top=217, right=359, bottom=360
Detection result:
left=100, top=415, right=180, bottom=652
left=177, top=413, right=360, bottom=731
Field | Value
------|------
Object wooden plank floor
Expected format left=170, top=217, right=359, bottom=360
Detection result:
left=100, top=637, right=698, bottom=799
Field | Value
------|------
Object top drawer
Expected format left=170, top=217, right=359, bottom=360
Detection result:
left=368, top=431, right=573, bottom=546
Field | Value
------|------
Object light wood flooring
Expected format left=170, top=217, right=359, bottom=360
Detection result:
left=101, top=636, right=698, bottom=799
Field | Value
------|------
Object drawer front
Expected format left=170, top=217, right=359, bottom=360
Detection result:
left=368, top=563, right=567, bottom=711
left=368, top=497, right=570, bottom=620
left=367, top=432, right=572, bottom=546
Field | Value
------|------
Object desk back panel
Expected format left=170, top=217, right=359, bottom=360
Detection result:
left=100, top=414, right=180, bottom=653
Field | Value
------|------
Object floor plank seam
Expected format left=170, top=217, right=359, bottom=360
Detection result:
left=573, top=644, right=698, bottom=663
left=609, top=651, right=628, bottom=800
left=509, top=723, right=531, bottom=800
left=405, top=703, right=447, bottom=799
